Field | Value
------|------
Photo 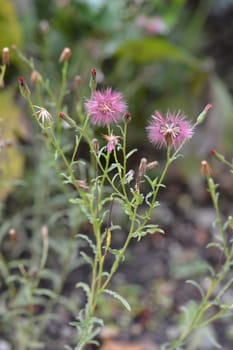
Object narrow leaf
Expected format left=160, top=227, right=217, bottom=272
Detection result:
left=103, top=289, right=131, bottom=311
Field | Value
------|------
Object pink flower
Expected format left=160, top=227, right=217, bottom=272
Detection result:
left=102, top=133, right=121, bottom=153
left=147, top=111, right=193, bottom=148
left=85, top=88, right=127, bottom=126
left=136, top=15, right=167, bottom=36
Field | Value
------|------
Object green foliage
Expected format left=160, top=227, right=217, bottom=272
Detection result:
left=0, top=0, right=22, bottom=48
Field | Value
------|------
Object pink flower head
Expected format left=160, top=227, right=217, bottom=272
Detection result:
left=85, top=88, right=127, bottom=126
left=102, top=132, right=121, bottom=153
left=147, top=111, right=193, bottom=148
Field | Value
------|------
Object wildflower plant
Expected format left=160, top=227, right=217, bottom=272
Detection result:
left=3, top=45, right=232, bottom=350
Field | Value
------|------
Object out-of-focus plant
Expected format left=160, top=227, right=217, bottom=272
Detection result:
left=161, top=154, right=233, bottom=350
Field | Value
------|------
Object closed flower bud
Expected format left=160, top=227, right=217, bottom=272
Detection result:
left=18, top=77, right=31, bottom=98
left=41, top=225, right=48, bottom=240
left=89, top=68, right=97, bottom=92
left=138, top=157, right=147, bottom=178
left=59, top=112, right=77, bottom=129
left=73, top=75, right=82, bottom=90
left=2, top=47, right=10, bottom=65
left=210, top=149, right=225, bottom=163
left=147, top=160, right=158, bottom=170
left=196, top=104, right=212, bottom=126
left=124, top=112, right=131, bottom=123
left=30, top=70, right=42, bottom=84
left=9, top=228, right=17, bottom=241
left=59, top=47, right=71, bottom=63
left=201, top=160, right=212, bottom=177
left=92, top=138, right=99, bottom=154
left=135, top=158, right=147, bottom=192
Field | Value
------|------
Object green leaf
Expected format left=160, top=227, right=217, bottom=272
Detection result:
left=115, top=38, right=201, bottom=68
left=126, top=148, right=138, bottom=160
left=76, top=282, right=90, bottom=301
left=33, top=288, right=57, bottom=299
left=206, top=242, right=223, bottom=251
left=186, top=280, right=205, bottom=298
left=180, top=300, right=199, bottom=326
left=77, top=234, right=97, bottom=254
left=103, top=289, right=131, bottom=311
left=133, top=225, right=164, bottom=241
left=80, top=251, right=93, bottom=266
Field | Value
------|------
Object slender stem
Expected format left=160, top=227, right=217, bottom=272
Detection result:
left=207, top=176, right=229, bottom=258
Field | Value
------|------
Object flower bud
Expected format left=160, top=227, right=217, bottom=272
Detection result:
left=30, top=70, right=42, bottom=84
left=41, top=225, right=48, bottom=240
left=2, top=47, right=9, bottom=65
left=147, top=160, right=158, bottom=170
left=9, top=228, right=17, bottom=241
left=196, top=104, right=212, bottom=126
left=18, top=77, right=31, bottom=98
left=138, top=157, right=148, bottom=178
left=201, top=160, right=212, bottom=177
left=76, top=179, right=89, bottom=190
left=92, top=138, right=99, bottom=154
left=135, top=158, right=147, bottom=192
left=59, top=47, right=71, bottom=63
left=124, top=112, right=131, bottom=123
left=210, top=149, right=225, bottom=163
left=59, top=112, right=77, bottom=129
left=73, top=75, right=82, bottom=91
left=89, top=68, right=97, bottom=92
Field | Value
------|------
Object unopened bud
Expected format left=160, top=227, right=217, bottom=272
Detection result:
left=201, top=160, right=212, bottom=177
left=73, top=75, right=82, bottom=90
left=18, top=77, right=31, bottom=98
left=92, top=138, right=99, bottom=154
left=196, top=104, right=212, bottom=126
left=59, top=47, right=71, bottom=63
left=147, top=161, right=158, bottom=170
left=9, top=228, right=17, bottom=241
left=30, top=70, right=42, bottom=84
left=135, top=158, right=147, bottom=192
left=59, top=112, right=77, bottom=129
left=138, top=157, right=148, bottom=177
left=41, top=225, right=48, bottom=240
left=210, top=149, right=225, bottom=163
left=2, top=47, right=10, bottom=65
left=76, top=179, right=89, bottom=190
left=89, top=68, right=97, bottom=92
left=124, top=112, right=131, bottom=123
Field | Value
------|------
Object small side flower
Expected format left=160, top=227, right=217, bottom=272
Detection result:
left=102, top=132, right=121, bottom=153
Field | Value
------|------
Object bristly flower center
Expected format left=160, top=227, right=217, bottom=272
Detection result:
left=99, top=102, right=114, bottom=115
left=160, top=122, right=180, bottom=142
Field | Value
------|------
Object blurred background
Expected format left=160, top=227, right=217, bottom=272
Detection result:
left=1, top=1, right=233, bottom=349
